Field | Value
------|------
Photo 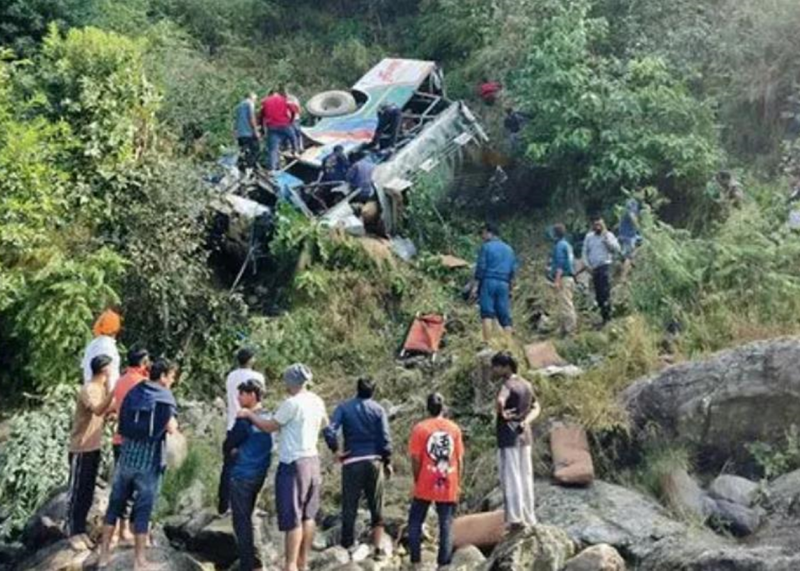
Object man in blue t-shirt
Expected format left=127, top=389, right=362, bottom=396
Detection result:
left=226, top=379, right=273, bottom=571
left=618, top=198, right=641, bottom=259
left=470, top=223, right=518, bottom=343
left=234, top=92, right=261, bottom=173
left=548, top=223, right=577, bottom=336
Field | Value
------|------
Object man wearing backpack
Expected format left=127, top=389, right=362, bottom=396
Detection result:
left=98, top=359, right=179, bottom=570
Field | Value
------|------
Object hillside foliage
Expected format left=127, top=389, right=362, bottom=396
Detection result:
left=2, top=0, right=800, bottom=537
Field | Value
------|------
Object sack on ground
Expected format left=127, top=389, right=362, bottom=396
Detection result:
left=550, top=423, right=595, bottom=486
left=452, top=510, right=505, bottom=549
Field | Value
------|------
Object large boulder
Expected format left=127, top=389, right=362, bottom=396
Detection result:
left=480, top=525, right=575, bottom=571
left=622, top=338, right=800, bottom=469
left=563, top=544, right=626, bottom=571
left=644, top=542, right=800, bottom=571
left=534, top=480, right=690, bottom=562
left=163, top=510, right=238, bottom=567
left=14, top=536, right=93, bottom=570
left=310, top=546, right=350, bottom=570
left=707, top=499, right=762, bottom=537
left=708, top=475, right=760, bottom=507
left=766, top=469, right=800, bottom=514
left=536, top=479, right=800, bottom=570
left=451, top=545, right=487, bottom=569
left=21, top=485, right=109, bottom=550
left=103, top=545, right=208, bottom=571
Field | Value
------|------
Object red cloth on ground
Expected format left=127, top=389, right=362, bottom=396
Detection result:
left=403, top=314, right=446, bottom=354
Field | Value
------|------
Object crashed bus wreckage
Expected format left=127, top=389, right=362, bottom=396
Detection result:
left=210, top=58, right=488, bottom=264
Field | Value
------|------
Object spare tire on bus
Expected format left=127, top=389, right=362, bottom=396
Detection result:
left=306, top=90, right=357, bottom=117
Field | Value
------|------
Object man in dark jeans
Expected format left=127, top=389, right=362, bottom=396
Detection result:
left=67, top=355, right=115, bottom=538
left=407, top=393, right=464, bottom=568
left=234, top=92, right=261, bottom=173
left=582, top=217, right=620, bottom=326
left=226, top=379, right=272, bottom=571
left=323, top=377, right=393, bottom=559
left=99, top=359, right=179, bottom=571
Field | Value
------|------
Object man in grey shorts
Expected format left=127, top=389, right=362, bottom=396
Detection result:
left=239, top=363, right=328, bottom=571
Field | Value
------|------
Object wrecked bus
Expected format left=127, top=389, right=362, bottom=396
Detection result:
left=211, top=58, right=488, bottom=262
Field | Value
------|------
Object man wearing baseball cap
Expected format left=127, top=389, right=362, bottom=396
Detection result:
left=239, top=363, right=328, bottom=571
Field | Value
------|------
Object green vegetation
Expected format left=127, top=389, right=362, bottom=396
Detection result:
left=0, top=386, right=76, bottom=536
left=3, top=0, right=800, bottom=537
left=746, top=425, right=800, bottom=480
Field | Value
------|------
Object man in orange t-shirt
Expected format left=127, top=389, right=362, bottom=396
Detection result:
left=110, top=347, right=151, bottom=543
left=407, top=393, right=464, bottom=568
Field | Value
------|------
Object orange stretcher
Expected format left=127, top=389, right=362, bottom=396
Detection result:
left=399, top=313, right=446, bottom=359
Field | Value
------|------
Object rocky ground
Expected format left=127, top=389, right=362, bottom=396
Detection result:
left=3, top=339, right=800, bottom=570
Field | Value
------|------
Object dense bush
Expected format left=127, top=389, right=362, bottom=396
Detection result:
left=507, top=0, right=720, bottom=209
left=629, top=200, right=800, bottom=352
left=0, top=386, right=76, bottom=537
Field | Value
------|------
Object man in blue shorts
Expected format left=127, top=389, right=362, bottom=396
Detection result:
left=470, top=223, right=518, bottom=343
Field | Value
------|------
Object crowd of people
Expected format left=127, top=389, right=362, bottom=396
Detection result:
left=470, top=203, right=642, bottom=342
left=65, top=308, right=542, bottom=571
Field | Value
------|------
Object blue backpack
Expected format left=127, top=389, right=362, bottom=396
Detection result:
left=119, top=381, right=177, bottom=442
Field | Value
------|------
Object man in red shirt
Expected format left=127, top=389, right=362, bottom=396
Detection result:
left=478, top=77, right=502, bottom=105
left=407, top=393, right=464, bottom=568
left=261, top=86, right=294, bottom=171
left=110, top=347, right=151, bottom=543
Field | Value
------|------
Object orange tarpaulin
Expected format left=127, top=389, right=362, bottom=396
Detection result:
left=401, top=314, right=446, bottom=356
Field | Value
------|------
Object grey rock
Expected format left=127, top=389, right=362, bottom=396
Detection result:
left=534, top=480, right=690, bottom=562
left=103, top=545, right=208, bottom=570
left=190, top=514, right=238, bottom=567
left=707, top=499, right=762, bottom=537
left=708, top=475, right=760, bottom=507
left=14, top=536, right=92, bottom=570
left=311, top=546, right=350, bottom=570
left=563, top=544, right=626, bottom=571
left=644, top=542, right=800, bottom=571
left=451, top=544, right=486, bottom=568
left=536, top=476, right=799, bottom=570
left=176, top=479, right=207, bottom=516
left=767, top=468, right=800, bottom=514
left=163, top=509, right=216, bottom=548
left=480, top=488, right=504, bottom=512
left=164, top=510, right=238, bottom=567
left=480, top=525, right=575, bottom=571
left=0, top=541, right=23, bottom=567
left=21, top=485, right=109, bottom=549
left=622, top=338, right=800, bottom=468
left=179, top=399, right=222, bottom=439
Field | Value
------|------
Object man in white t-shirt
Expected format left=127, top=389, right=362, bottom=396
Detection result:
left=81, top=309, right=122, bottom=390
left=226, top=348, right=266, bottom=430
left=218, top=348, right=266, bottom=514
left=240, top=363, right=328, bottom=571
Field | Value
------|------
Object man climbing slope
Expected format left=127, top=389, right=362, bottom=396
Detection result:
left=470, top=223, right=518, bottom=343
left=582, top=216, right=620, bottom=327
